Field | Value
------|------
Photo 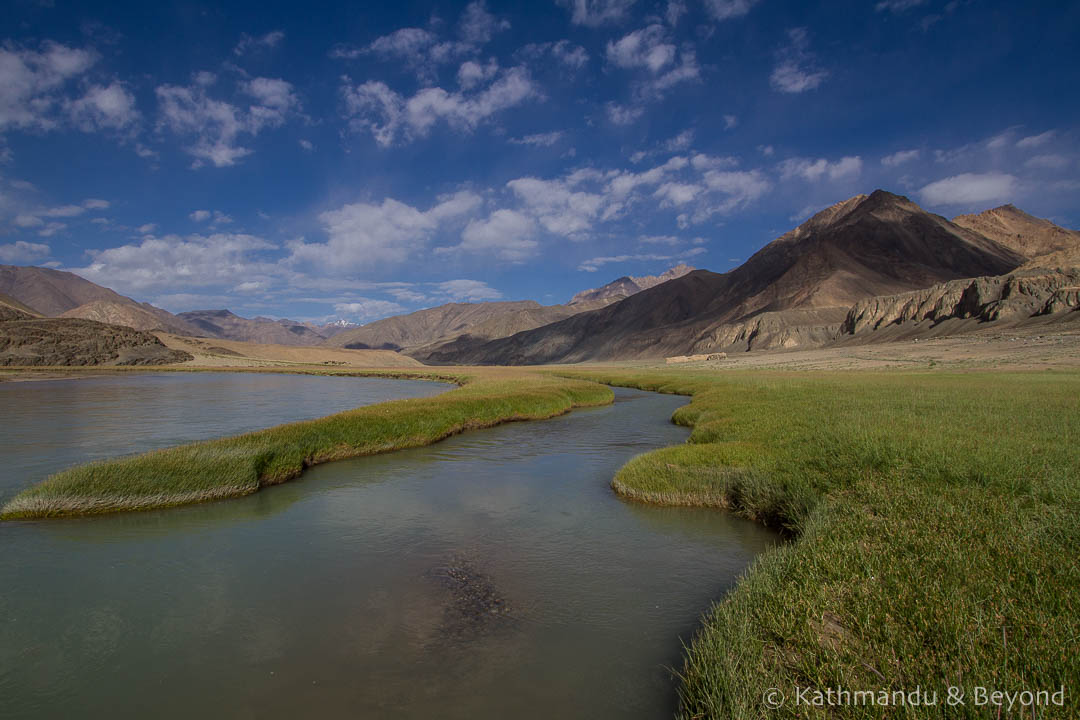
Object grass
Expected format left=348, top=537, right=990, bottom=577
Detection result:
left=555, top=368, right=1080, bottom=719
left=0, top=368, right=612, bottom=518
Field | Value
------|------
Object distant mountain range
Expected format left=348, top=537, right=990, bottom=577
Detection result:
left=424, top=191, right=1078, bottom=364
left=3, top=191, right=1078, bottom=366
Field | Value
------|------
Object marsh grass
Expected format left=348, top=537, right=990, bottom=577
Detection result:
left=0, top=370, right=612, bottom=518
left=557, top=368, right=1080, bottom=719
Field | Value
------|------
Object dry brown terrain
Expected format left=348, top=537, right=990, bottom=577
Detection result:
left=156, top=333, right=424, bottom=368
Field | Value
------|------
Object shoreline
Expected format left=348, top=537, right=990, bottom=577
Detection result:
left=0, top=367, right=613, bottom=519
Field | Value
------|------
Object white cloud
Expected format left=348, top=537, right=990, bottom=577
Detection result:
left=42, top=204, right=86, bottom=217
left=577, top=247, right=704, bottom=272
left=234, top=30, right=285, bottom=56
left=1016, top=130, right=1055, bottom=149
left=551, top=41, right=590, bottom=69
left=299, top=139, right=314, bottom=151
left=607, top=25, right=676, bottom=73
left=0, top=41, right=97, bottom=132
left=156, top=75, right=299, bottom=167
left=37, top=222, right=67, bottom=237
left=342, top=66, right=538, bottom=146
left=507, top=176, right=605, bottom=236
left=779, top=155, right=862, bottom=182
left=1025, top=154, right=1070, bottom=170
left=333, top=299, right=406, bottom=322
left=458, top=1, right=510, bottom=45
left=74, top=232, right=277, bottom=293
left=881, top=149, right=920, bottom=167
left=289, top=192, right=480, bottom=272
left=639, top=234, right=681, bottom=245
left=137, top=223, right=157, bottom=233
left=509, top=131, right=564, bottom=147
left=605, top=102, right=644, bottom=125
left=190, top=210, right=211, bottom=222
left=0, top=240, right=50, bottom=263
left=457, top=59, right=499, bottom=90
left=67, top=82, right=139, bottom=131
left=665, top=129, right=694, bottom=151
left=665, top=0, right=687, bottom=25
left=723, top=114, right=738, bottom=130
left=770, top=28, right=828, bottom=93
left=447, top=209, right=538, bottom=261
left=557, top=0, right=637, bottom=27
left=703, top=0, right=760, bottom=20
left=875, top=0, right=928, bottom=12
left=701, top=169, right=771, bottom=212
left=13, top=214, right=44, bottom=228
left=82, top=198, right=109, bottom=209
left=434, top=278, right=502, bottom=301
left=918, top=172, right=1017, bottom=206
left=654, top=181, right=702, bottom=206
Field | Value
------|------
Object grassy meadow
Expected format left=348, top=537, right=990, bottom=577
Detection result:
left=556, top=367, right=1080, bottom=718
left=0, top=368, right=612, bottom=518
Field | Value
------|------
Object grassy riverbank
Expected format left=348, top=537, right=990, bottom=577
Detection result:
left=0, top=369, right=612, bottom=518
left=559, top=368, right=1080, bottom=719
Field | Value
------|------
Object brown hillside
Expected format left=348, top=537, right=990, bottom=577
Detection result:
left=429, top=190, right=1027, bottom=364
left=177, top=309, right=329, bottom=346
left=61, top=300, right=204, bottom=335
left=0, top=318, right=192, bottom=366
left=952, top=204, right=1080, bottom=263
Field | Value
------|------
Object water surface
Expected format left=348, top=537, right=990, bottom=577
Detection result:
left=0, top=383, right=776, bottom=719
left=0, top=372, right=448, bottom=501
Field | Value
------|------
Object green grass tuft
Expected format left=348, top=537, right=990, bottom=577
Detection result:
left=557, top=368, right=1080, bottom=719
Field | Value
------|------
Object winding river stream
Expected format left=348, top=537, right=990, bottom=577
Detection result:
left=0, top=374, right=775, bottom=719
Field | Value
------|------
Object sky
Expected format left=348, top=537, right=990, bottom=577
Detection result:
left=1, top=0, right=1078, bottom=324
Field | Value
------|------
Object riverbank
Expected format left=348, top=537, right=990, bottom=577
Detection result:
left=0, top=368, right=612, bottom=518
left=556, top=367, right=1080, bottom=718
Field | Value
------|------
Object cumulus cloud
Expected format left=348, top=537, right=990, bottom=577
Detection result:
left=289, top=192, right=481, bottom=272
left=779, top=155, right=862, bottom=182
left=342, top=66, right=538, bottom=146
left=0, top=240, right=51, bottom=263
left=507, top=176, right=605, bottom=236
left=74, top=232, right=278, bottom=294
left=702, top=0, right=760, bottom=20
left=458, top=1, right=510, bottom=45
left=557, top=0, right=637, bottom=27
left=577, top=247, right=704, bottom=272
left=1016, top=130, right=1055, bottom=149
left=1025, top=154, right=1070, bottom=170
left=605, top=102, right=644, bottom=125
left=875, top=0, right=928, bottom=12
left=457, top=59, right=499, bottom=90
left=233, top=30, right=285, bottom=56
left=551, top=41, right=590, bottom=69
left=434, top=278, right=502, bottom=301
left=333, top=299, right=406, bottom=321
left=0, top=41, right=97, bottom=132
left=509, top=131, right=563, bottom=147
left=881, top=149, right=920, bottom=167
left=607, top=25, right=676, bottom=73
left=770, top=28, right=828, bottom=93
left=67, top=82, right=139, bottom=132
left=445, top=209, right=538, bottom=261
left=918, top=172, right=1017, bottom=206
left=156, top=75, right=300, bottom=167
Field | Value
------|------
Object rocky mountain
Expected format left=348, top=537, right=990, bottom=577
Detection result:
left=177, top=309, right=329, bottom=346
left=568, top=263, right=695, bottom=306
left=0, top=265, right=135, bottom=317
left=325, top=301, right=584, bottom=352
left=59, top=300, right=204, bottom=336
left=952, top=204, right=1080, bottom=263
left=426, top=190, right=1030, bottom=364
left=838, top=268, right=1080, bottom=342
left=0, top=317, right=193, bottom=366
left=0, top=292, right=43, bottom=322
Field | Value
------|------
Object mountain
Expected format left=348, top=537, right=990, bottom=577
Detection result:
left=568, top=263, right=695, bottom=306
left=0, top=317, right=192, bottom=366
left=325, top=266, right=693, bottom=358
left=952, top=204, right=1080, bottom=263
left=0, top=265, right=204, bottom=335
left=0, top=265, right=135, bottom=316
left=426, top=190, right=1029, bottom=364
left=324, top=301, right=583, bottom=352
left=59, top=300, right=204, bottom=336
left=176, top=309, right=329, bottom=346
left=0, top=292, right=44, bottom=321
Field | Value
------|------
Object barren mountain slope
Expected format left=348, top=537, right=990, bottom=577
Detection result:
left=0, top=265, right=135, bottom=316
left=0, top=318, right=192, bottom=366
left=0, top=292, right=43, bottom=321
left=61, top=300, right=204, bottom=335
left=568, top=263, right=695, bottom=306
left=177, top=309, right=329, bottom=346
left=952, top=204, right=1080, bottom=263
left=428, top=190, right=1027, bottom=364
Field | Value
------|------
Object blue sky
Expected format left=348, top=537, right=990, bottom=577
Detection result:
left=1, top=0, right=1077, bottom=323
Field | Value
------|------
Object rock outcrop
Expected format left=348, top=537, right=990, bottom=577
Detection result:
left=0, top=318, right=193, bottom=366
left=841, top=269, right=1080, bottom=336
